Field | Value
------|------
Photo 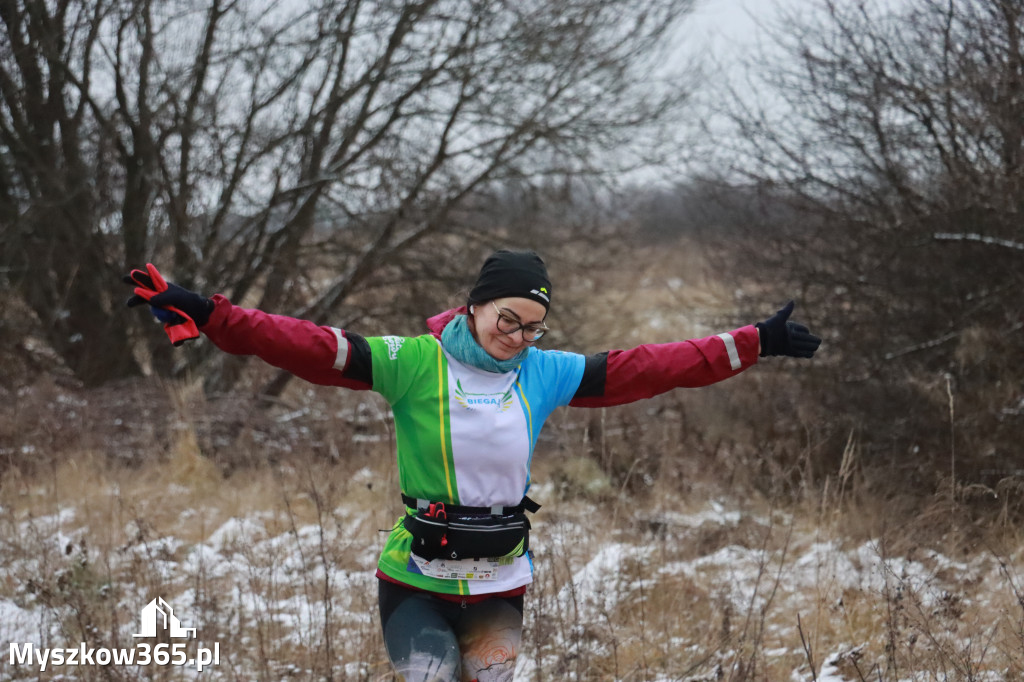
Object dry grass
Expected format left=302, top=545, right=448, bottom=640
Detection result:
left=553, top=239, right=743, bottom=354
left=1, top=441, right=396, bottom=680
left=2, top=237, right=1022, bottom=680
left=3, top=429, right=1023, bottom=680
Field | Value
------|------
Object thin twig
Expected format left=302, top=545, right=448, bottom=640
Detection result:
left=883, top=332, right=959, bottom=360
left=933, top=232, right=1024, bottom=251
left=946, top=372, right=956, bottom=529
left=797, top=612, right=818, bottom=681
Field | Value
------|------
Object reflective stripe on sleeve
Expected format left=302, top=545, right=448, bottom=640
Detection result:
left=331, top=327, right=349, bottom=370
left=717, top=332, right=741, bottom=370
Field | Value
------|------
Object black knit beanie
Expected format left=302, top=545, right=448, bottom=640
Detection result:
left=468, top=250, right=552, bottom=311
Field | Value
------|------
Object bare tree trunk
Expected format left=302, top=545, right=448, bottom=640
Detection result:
left=0, top=0, right=142, bottom=384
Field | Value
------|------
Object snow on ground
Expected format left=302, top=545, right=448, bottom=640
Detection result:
left=2, top=498, right=1020, bottom=680
left=0, top=598, right=42, bottom=644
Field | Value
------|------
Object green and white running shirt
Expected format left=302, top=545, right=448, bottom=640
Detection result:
left=202, top=297, right=761, bottom=596
left=368, top=333, right=584, bottom=595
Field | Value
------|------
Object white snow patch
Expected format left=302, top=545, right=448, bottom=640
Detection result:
left=0, top=598, right=41, bottom=643
left=205, top=517, right=266, bottom=548
left=558, top=542, right=654, bottom=620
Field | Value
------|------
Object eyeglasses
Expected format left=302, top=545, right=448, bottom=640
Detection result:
left=491, top=301, right=549, bottom=342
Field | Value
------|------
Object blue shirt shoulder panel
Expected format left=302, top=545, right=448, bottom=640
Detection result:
left=517, top=347, right=586, bottom=417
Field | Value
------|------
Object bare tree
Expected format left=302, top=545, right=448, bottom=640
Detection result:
left=705, top=0, right=1024, bottom=486
left=0, top=0, right=136, bottom=383
left=0, top=0, right=696, bottom=388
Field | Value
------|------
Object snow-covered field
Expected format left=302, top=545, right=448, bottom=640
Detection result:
left=3, top=467, right=1022, bottom=681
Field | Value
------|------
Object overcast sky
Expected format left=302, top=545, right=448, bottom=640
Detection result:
left=628, top=0, right=798, bottom=183
left=675, top=0, right=793, bottom=75
left=686, top=0, right=766, bottom=46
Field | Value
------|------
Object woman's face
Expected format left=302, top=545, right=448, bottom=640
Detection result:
left=467, top=297, right=548, bottom=361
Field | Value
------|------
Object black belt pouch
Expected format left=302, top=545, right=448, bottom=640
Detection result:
left=404, top=512, right=531, bottom=561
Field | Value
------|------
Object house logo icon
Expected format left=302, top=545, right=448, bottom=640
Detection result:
left=133, top=597, right=197, bottom=639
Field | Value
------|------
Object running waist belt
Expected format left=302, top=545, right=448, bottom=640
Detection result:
left=400, top=495, right=541, bottom=562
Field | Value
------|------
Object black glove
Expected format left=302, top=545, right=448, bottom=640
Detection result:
left=755, top=300, right=821, bottom=358
left=124, top=264, right=214, bottom=345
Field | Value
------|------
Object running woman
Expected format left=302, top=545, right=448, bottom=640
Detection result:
left=124, top=250, right=820, bottom=681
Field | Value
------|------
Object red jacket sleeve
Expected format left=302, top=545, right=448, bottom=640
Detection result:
left=568, top=325, right=760, bottom=408
left=201, top=294, right=372, bottom=390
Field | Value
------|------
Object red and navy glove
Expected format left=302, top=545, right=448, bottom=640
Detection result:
left=123, top=264, right=213, bottom=346
left=756, top=301, right=821, bottom=358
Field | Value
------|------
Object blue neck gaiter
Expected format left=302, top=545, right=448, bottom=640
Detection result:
left=441, top=314, right=527, bottom=374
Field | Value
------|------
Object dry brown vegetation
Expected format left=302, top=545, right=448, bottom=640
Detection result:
left=4, top=0, right=1023, bottom=676
left=2, top=237, right=1023, bottom=681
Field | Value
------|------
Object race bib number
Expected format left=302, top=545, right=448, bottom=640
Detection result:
left=409, top=555, right=512, bottom=581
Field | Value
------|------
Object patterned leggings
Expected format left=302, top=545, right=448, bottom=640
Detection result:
left=378, top=579, right=523, bottom=682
